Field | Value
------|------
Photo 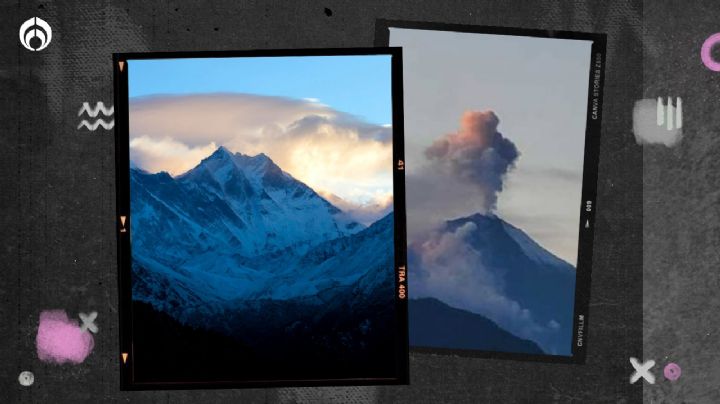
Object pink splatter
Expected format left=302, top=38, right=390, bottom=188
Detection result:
left=36, top=310, right=94, bottom=364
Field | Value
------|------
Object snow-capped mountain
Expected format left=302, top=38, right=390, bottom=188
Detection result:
left=409, top=213, right=576, bottom=355
left=130, top=211, right=397, bottom=380
left=131, top=211, right=394, bottom=327
left=130, top=146, right=363, bottom=261
left=129, top=147, right=394, bottom=343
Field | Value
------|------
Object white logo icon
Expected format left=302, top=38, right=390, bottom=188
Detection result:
left=19, top=17, right=52, bottom=51
left=656, top=97, right=682, bottom=131
left=78, top=102, right=115, bottom=131
left=629, top=357, right=656, bottom=384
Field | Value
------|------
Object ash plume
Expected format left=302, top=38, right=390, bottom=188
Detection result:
left=425, top=110, right=519, bottom=211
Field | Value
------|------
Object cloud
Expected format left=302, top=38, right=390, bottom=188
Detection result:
left=129, top=94, right=393, bottom=206
left=409, top=222, right=560, bottom=353
left=516, top=165, right=583, bottom=183
left=319, top=191, right=393, bottom=226
left=129, top=136, right=218, bottom=176
left=130, top=94, right=331, bottom=147
left=424, top=110, right=519, bottom=211
left=405, top=171, right=487, bottom=241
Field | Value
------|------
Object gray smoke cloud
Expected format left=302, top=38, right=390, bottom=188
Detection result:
left=424, top=110, right=520, bottom=211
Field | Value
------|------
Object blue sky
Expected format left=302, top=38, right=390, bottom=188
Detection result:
left=128, top=54, right=395, bottom=222
left=128, top=55, right=393, bottom=125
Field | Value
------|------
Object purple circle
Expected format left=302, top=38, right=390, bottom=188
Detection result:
left=664, top=362, right=682, bottom=381
left=701, top=33, right=720, bottom=71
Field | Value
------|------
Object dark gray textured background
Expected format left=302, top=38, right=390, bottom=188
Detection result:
left=643, top=1, right=720, bottom=403
left=0, top=1, right=650, bottom=402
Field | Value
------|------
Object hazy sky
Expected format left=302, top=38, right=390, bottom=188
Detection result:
left=127, top=55, right=394, bottom=223
left=391, top=28, right=592, bottom=265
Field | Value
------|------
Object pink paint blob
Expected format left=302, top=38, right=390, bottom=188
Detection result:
left=36, top=310, right=94, bottom=364
left=701, top=33, right=720, bottom=72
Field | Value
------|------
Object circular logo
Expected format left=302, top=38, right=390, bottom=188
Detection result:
left=19, top=17, right=52, bottom=51
left=18, top=371, right=34, bottom=386
left=664, top=362, right=682, bottom=381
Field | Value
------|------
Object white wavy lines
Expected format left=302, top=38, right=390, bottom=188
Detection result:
left=78, top=102, right=114, bottom=117
left=78, top=102, right=114, bottom=131
left=77, top=119, right=114, bottom=130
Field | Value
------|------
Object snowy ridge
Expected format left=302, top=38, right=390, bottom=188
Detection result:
left=500, top=220, right=575, bottom=269
left=129, top=147, right=393, bottom=334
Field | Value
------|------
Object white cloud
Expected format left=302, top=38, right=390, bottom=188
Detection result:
left=319, top=191, right=393, bottom=226
left=405, top=169, right=491, bottom=242
left=129, top=136, right=218, bottom=176
left=129, top=94, right=393, bottom=206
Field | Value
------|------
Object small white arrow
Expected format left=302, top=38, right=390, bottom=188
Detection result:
left=585, top=220, right=590, bottom=228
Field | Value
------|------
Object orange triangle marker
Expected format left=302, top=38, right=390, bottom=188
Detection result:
left=122, top=353, right=128, bottom=364
left=120, top=216, right=126, bottom=226
left=119, top=61, right=125, bottom=72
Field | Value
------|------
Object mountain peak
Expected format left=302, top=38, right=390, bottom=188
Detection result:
left=208, top=145, right=233, bottom=159
left=177, top=146, right=248, bottom=190
left=446, top=212, right=499, bottom=232
left=231, top=151, right=274, bottom=170
left=445, top=212, right=573, bottom=270
left=196, top=146, right=235, bottom=168
left=465, top=211, right=497, bottom=221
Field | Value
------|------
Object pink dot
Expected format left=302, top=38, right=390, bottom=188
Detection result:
left=664, top=362, right=682, bottom=381
left=701, top=33, right=720, bottom=72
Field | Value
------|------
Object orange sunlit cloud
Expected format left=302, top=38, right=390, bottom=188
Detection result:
left=129, top=94, right=393, bottom=207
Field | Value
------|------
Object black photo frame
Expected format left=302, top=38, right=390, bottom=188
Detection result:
left=114, top=47, right=409, bottom=389
left=376, top=20, right=606, bottom=364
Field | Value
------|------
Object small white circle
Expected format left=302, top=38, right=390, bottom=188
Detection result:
left=18, top=371, right=34, bottom=386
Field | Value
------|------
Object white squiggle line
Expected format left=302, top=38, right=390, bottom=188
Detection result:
left=78, top=102, right=114, bottom=117
left=77, top=119, right=115, bottom=130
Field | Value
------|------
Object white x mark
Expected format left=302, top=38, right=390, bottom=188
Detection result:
left=629, top=357, right=655, bottom=384
left=79, top=311, right=98, bottom=333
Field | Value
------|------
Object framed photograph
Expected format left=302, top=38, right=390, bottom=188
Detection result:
left=376, top=20, right=605, bottom=363
left=114, top=48, right=408, bottom=389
